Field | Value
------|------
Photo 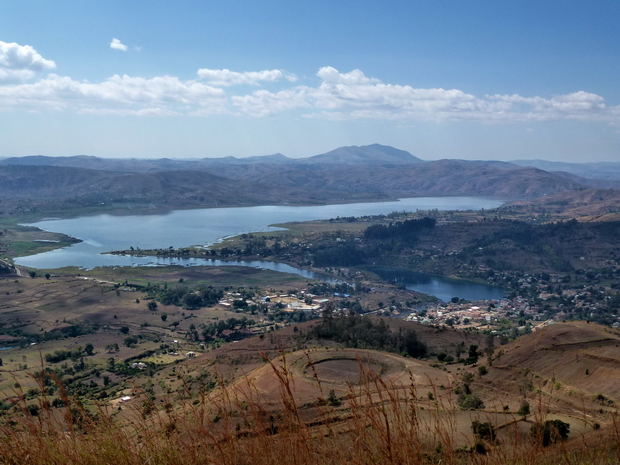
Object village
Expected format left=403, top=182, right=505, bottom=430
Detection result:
left=207, top=265, right=620, bottom=344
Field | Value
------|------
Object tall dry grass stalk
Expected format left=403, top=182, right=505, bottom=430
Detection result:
left=0, top=353, right=616, bottom=465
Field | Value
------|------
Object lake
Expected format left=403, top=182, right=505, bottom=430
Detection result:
left=16, top=197, right=502, bottom=269
left=15, top=197, right=505, bottom=300
left=367, top=267, right=506, bottom=303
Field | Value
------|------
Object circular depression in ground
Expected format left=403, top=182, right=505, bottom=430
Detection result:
left=309, top=358, right=384, bottom=384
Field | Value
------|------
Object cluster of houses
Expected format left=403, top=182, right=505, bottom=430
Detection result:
left=405, top=297, right=539, bottom=330
left=217, top=291, right=330, bottom=315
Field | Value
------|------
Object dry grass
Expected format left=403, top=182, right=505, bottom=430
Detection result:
left=0, top=353, right=619, bottom=465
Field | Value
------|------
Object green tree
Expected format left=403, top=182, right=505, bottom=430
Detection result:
left=84, top=343, right=94, bottom=356
left=147, top=301, right=158, bottom=311
left=465, top=345, right=480, bottom=365
left=182, top=293, right=202, bottom=309
left=484, top=333, right=495, bottom=365
left=120, top=326, right=129, bottom=334
left=161, top=313, right=168, bottom=322
left=327, top=389, right=341, bottom=407
left=517, top=401, right=531, bottom=420
left=188, top=324, right=199, bottom=342
left=105, top=343, right=119, bottom=353
left=124, top=336, right=138, bottom=347
left=458, top=394, right=485, bottom=410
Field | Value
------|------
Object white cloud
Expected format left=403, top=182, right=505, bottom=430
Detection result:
left=0, top=41, right=56, bottom=83
left=78, top=107, right=179, bottom=116
left=232, top=88, right=311, bottom=117
left=316, top=66, right=380, bottom=85
left=110, top=38, right=128, bottom=51
left=0, top=51, right=619, bottom=125
left=197, top=68, right=297, bottom=86
left=0, top=73, right=227, bottom=114
left=231, top=67, right=620, bottom=124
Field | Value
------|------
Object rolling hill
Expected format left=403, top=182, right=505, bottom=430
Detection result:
left=0, top=144, right=616, bottom=210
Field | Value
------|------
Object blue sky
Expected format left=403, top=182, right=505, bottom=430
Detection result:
left=1, top=1, right=619, bottom=161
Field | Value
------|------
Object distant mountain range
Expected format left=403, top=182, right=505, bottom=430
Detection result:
left=510, top=159, right=620, bottom=181
left=0, top=144, right=618, bottom=209
left=0, top=144, right=423, bottom=172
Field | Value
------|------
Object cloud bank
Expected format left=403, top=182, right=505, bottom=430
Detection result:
left=2, top=41, right=619, bottom=125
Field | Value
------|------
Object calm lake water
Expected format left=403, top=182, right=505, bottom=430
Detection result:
left=368, top=267, right=506, bottom=303
left=15, top=197, right=505, bottom=300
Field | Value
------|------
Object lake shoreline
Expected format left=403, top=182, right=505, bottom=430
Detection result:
left=13, top=197, right=507, bottom=301
left=10, top=196, right=505, bottom=262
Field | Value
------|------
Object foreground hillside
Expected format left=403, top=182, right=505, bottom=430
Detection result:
left=2, top=318, right=620, bottom=464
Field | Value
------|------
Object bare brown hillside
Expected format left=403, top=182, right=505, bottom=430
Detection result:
left=511, top=188, right=620, bottom=221
left=0, top=157, right=603, bottom=211
left=484, top=322, right=620, bottom=417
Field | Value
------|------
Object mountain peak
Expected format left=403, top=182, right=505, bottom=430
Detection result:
left=300, top=144, right=424, bottom=164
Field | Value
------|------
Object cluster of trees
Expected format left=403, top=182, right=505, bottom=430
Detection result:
left=531, top=420, right=570, bottom=447
left=469, top=219, right=620, bottom=274
left=469, top=418, right=569, bottom=451
left=0, top=322, right=100, bottom=348
left=40, top=323, right=99, bottom=342
left=201, top=317, right=256, bottom=342
left=309, top=310, right=427, bottom=358
left=147, top=285, right=224, bottom=310
left=364, top=217, right=436, bottom=242
left=307, top=282, right=363, bottom=296
left=312, top=242, right=366, bottom=267
left=267, top=309, right=308, bottom=324
left=44, top=343, right=94, bottom=363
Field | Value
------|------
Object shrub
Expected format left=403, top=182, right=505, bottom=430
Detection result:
left=531, top=420, right=570, bottom=446
left=472, top=420, right=495, bottom=441
left=458, top=394, right=485, bottom=410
